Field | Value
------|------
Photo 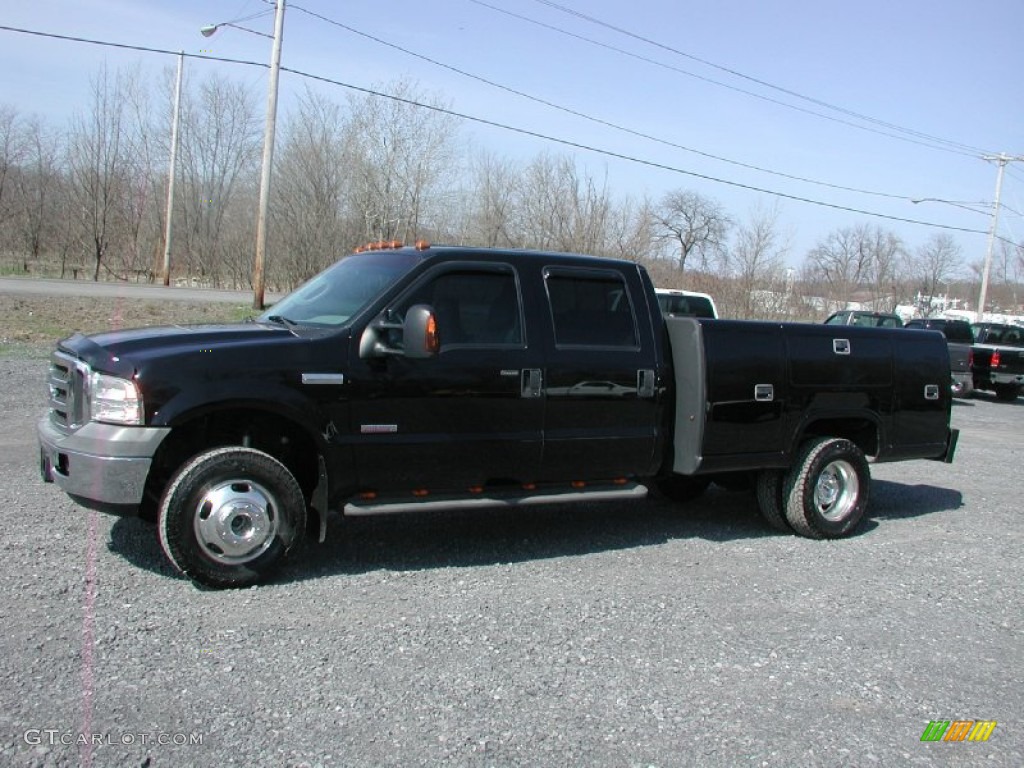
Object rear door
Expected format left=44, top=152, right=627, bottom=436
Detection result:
left=539, top=265, right=662, bottom=480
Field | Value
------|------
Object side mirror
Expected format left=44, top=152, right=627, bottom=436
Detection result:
left=358, top=304, right=439, bottom=359
left=403, top=304, right=439, bottom=358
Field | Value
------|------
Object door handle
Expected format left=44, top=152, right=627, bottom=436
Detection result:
left=521, top=368, right=542, bottom=398
left=637, top=369, right=656, bottom=398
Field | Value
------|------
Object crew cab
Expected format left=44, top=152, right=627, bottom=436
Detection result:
left=903, top=318, right=974, bottom=397
left=970, top=322, right=1024, bottom=401
left=38, top=244, right=958, bottom=588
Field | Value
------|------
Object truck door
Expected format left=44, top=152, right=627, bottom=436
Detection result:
left=347, top=263, right=544, bottom=491
left=539, top=266, right=661, bottom=480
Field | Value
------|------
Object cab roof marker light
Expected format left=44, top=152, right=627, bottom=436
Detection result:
left=415, top=239, right=431, bottom=251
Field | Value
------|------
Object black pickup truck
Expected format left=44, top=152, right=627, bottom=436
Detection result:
left=970, top=322, right=1024, bottom=401
left=39, top=244, right=958, bottom=587
left=903, top=318, right=974, bottom=397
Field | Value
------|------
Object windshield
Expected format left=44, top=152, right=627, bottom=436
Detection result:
left=258, top=250, right=423, bottom=327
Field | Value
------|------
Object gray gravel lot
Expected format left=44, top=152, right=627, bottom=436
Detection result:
left=0, top=346, right=1021, bottom=767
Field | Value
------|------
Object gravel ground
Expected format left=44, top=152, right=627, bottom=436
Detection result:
left=0, top=346, right=1021, bottom=767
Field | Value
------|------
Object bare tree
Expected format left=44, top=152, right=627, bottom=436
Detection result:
left=15, top=116, right=62, bottom=268
left=513, top=154, right=613, bottom=253
left=0, top=105, right=26, bottom=232
left=176, top=71, right=261, bottom=286
left=656, top=189, right=730, bottom=272
left=913, top=233, right=961, bottom=314
left=66, top=64, right=130, bottom=281
left=345, top=80, right=460, bottom=245
left=721, top=202, right=791, bottom=319
left=462, top=150, right=519, bottom=248
left=803, top=225, right=873, bottom=311
left=271, top=89, right=352, bottom=285
left=860, top=226, right=906, bottom=311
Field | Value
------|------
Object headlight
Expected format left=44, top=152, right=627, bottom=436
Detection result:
left=89, top=372, right=143, bottom=425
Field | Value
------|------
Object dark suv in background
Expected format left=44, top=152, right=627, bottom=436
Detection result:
left=903, top=318, right=974, bottom=397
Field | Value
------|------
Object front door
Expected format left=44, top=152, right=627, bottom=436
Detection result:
left=346, top=263, right=544, bottom=492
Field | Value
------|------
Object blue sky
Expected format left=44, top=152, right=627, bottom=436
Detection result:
left=2, top=0, right=1022, bottom=267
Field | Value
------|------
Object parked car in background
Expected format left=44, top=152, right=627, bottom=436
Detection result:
left=903, top=318, right=974, bottom=397
left=970, top=322, right=1024, bottom=401
left=824, top=310, right=902, bottom=328
left=655, top=289, right=718, bottom=319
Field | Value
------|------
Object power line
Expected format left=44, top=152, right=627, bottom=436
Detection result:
left=285, top=2, right=913, bottom=201
left=0, top=24, right=269, bottom=70
left=0, top=23, right=1006, bottom=243
left=529, top=0, right=995, bottom=158
left=282, top=64, right=1000, bottom=238
left=471, top=0, right=987, bottom=159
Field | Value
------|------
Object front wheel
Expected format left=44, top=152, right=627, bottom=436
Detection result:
left=783, top=437, right=870, bottom=539
left=158, top=447, right=306, bottom=588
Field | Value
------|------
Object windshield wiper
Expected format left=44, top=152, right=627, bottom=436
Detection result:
left=265, top=315, right=300, bottom=329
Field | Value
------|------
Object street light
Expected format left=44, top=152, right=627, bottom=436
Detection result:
left=202, top=1, right=285, bottom=309
left=200, top=22, right=273, bottom=39
left=910, top=198, right=991, bottom=215
left=911, top=191, right=1003, bottom=321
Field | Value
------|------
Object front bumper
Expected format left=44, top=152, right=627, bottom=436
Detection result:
left=38, top=416, right=171, bottom=507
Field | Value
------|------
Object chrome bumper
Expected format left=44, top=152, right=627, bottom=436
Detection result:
left=38, top=416, right=171, bottom=507
left=991, top=372, right=1024, bottom=386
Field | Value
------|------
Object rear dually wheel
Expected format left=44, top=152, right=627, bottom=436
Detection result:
left=783, top=437, right=870, bottom=539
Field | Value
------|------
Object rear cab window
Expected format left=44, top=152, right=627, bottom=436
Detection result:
left=544, top=268, right=639, bottom=348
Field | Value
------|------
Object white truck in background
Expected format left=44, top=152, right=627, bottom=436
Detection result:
left=655, top=288, right=718, bottom=319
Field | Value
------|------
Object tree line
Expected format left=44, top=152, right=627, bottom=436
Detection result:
left=1, top=62, right=1021, bottom=318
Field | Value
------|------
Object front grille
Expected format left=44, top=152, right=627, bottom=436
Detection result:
left=49, top=352, right=89, bottom=432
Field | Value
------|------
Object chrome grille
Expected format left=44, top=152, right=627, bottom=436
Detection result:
left=49, top=352, right=89, bottom=432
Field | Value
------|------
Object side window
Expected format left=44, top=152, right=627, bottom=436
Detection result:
left=395, top=267, right=523, bottom=349
left=545, top=269, right=638, bottom=348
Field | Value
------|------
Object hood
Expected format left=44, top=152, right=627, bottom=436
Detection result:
left=58, top=323, right=295, bottom=375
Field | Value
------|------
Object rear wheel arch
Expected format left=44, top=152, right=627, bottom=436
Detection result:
left=792, top=416, right=879, bottom=460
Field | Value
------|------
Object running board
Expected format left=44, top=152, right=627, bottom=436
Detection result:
left=344, top=481, right=649, bottom=517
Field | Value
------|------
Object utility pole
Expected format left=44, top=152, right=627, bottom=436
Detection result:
left=162, top=50, right=184, bottom=287
left=977, top=153, right=1024, bottom=321
left=252, top=0, right=286, bottom=310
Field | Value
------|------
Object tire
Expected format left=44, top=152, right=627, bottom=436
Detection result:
left=994, top=384, right=1020, bottom=402
left=655, top=474, right=712, bottom=503
left=158, top=447, right=306, bottom=588
left=783, top=437, right=870, bottom=539
left=755, top=470, right=791, bottom=532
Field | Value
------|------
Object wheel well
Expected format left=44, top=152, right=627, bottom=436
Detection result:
left=797, top=417, right=878, bottom=458
left=144, top=408, right=321, bottom=511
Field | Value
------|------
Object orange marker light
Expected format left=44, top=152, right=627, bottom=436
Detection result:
left=425, top=313, right=440, bottom=354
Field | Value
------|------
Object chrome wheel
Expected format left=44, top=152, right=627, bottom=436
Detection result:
left=193, top=479, right=280, bottom=565
left=159, top=447, right=306, bottom=588
left=784, top=437, right=870, bottom=539
left=813, top=460, right=859, bottom=522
